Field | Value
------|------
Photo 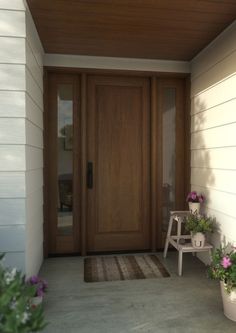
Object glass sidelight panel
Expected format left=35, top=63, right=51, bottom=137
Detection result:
left=162, top=88, right=176, bottom=232
left=57, top=84, right=73, bottom=236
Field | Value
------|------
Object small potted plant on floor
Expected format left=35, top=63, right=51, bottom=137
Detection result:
left=0, top=254, right=47, bottom=332
left=27, top=275, right=48, bottom=306
left=208, top=245, right=236, bottom=321
left=185, top=212, right=214, bottom=248
left=186, top=191, right=204, bottom=214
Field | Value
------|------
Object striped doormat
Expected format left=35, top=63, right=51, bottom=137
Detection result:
left=84, top=254, right=170, bottom=282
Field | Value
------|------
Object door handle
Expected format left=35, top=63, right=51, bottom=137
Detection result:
left=87, top=162, right=93, bottom=189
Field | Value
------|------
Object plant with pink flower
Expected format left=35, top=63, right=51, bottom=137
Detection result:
left=208, top=245, right=236, bottom=293
left=221, top=256, right=232, bottom=269
left=186, top=191, right=205, bottom=203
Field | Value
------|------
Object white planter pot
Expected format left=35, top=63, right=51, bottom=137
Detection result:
left=31, top=296, right=43, bottom=307
left=191, top=232, right=206, bottom=248
left=188, top=202, right=200, bottom=214
left=220, top=281, right=236, bottom=322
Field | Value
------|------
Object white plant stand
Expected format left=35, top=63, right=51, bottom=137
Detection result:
left=163, top=211, right=213, bottom=276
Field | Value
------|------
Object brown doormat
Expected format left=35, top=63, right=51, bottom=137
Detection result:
left=84, top=254, right=170, bottom=282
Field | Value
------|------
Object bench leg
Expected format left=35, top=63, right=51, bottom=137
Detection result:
left=163, top=216, right=173, bottom=258
left=178, top=250, right=183, bottom=276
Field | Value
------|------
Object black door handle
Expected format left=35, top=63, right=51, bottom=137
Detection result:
left=87, top=162, right=93, bottom=189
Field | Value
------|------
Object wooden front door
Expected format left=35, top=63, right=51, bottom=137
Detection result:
left=87, top=76, right=151, bottom=252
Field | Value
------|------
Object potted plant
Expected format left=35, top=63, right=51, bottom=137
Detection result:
left=26, top=276, right=48, bottom=306
left=186, top=191, right=204, bottom=213
left=185, top=212, right=214, bottom=248
left=0, top=254, right=47, bottom=332
left=208, top=246, right=236, bottom=321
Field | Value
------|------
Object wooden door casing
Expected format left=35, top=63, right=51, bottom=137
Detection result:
left=87, top=75, right=151, bottom=252
left=44, top=70, right=189, bottom=256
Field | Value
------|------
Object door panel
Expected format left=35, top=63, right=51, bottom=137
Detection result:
left=87, top=76, right=151, bottom=252
left=46, top=74, right=80, bottom=254
left=156, top=79, right=186, bottom=248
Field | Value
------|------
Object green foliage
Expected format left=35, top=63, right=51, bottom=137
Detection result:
left=185, top=212, right=214, bottom=235
left=0, top=254, right=47, bottom=333
left=208, top=246, right=236, bottom=293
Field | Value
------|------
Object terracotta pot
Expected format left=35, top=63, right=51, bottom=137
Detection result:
left=220, top=281, right=236, bottom=322
left=188, top=202, right=200, bottom=214
left=191, top=232, right=206, bottom=248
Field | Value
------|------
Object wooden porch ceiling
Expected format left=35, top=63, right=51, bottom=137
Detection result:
left=27, top=0, right=236, bottom=61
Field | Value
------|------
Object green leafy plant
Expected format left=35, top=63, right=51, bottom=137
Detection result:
left=185, top=212, right=214, bottom=235
left=208, top=246, right=236, bottom=293
left=0, top=254, right=47, bottom=333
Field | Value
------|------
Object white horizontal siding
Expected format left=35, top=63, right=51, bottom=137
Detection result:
left=191, top=122, right=236, bottom=149
left=26, top=40, right=43, bottom=91
left=0, top=198, right=25, bottom=225
left=4, top=252, right=25, bottom=272
left=25, top=4, right=44, bottom=277
left=0, top=145, right=25, bottom=171
left=25, top=8, right=43, bottom=68
left=0, top=1, right=27, bottom=273
left=0, top=37, right=25, bottom=63
left=26, top=94, right=43, bottom=128
left=0, top=225, right=25, bottom=252
left=205, top=207, right=236, bottom=246
left=191, top=168, right=236, bottom=195
left=191, top=21, right=236, bottom=80
left=0, top=118, right=25, bottom=144
left=26, top=120, right=43, bottom=148
left=0, top=91, right=25, bottom=117
left=191, top=98, right=236, bottom=132
left=191, top=185, right=236, bottom=222
left=0, top=0, right=25, bottom=10
left=191, top=74, right=236, bottom=114
left=26, top=146, right=43, bottom=170
left=26, top=169, right=43, bottom=196
left=26, top=68, right=43, bottom=109
left=0, top=64, right=25, bottom=90
left=191, top=20, right=236, bottom=264
left=0, top=5, right=27, bottom=273
left=0, top=9, right=25, bottom=37
left=26, top=219, right=43, bottom=277
left=25, top=189, right=43, bottom=220
left=191, top=50, right=236, bottom=97
left=0, top=172, right=25, bottom=198
left=191, top=147, right=236, bottom=170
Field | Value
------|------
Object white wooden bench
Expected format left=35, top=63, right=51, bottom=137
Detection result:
left=163, top=211, right=213, bottom=276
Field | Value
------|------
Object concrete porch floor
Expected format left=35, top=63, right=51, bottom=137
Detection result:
left=40, top=252, right=236, bottom=333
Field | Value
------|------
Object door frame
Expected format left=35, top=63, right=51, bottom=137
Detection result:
left=43, top=68, right=190, bottom=257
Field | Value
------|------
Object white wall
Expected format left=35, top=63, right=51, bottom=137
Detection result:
left=190, top=20, right=236, bottom=263
left=25, top=4, right=44, bottom=277
left=0, top=0, right=44, bottom=275
left=0, top=0, right=27, bottom=271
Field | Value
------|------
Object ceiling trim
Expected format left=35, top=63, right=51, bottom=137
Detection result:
left=44, top=53, right=190, bottom=73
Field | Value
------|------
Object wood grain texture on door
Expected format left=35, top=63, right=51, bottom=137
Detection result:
left=87, top=76, right=151, bottom=252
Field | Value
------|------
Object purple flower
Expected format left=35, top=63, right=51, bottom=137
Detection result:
left=27, top=275, right=48, bottom=297
left=186, top=191, right=205, bottom=203
left=221, top=256, right=232, bottom=269
left=37, top=288, right=44, bottom=297
left=29, top=275, right=39, bottom=284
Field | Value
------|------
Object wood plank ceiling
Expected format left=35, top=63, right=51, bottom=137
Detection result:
left=27, top=0, right=236, bottom=60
